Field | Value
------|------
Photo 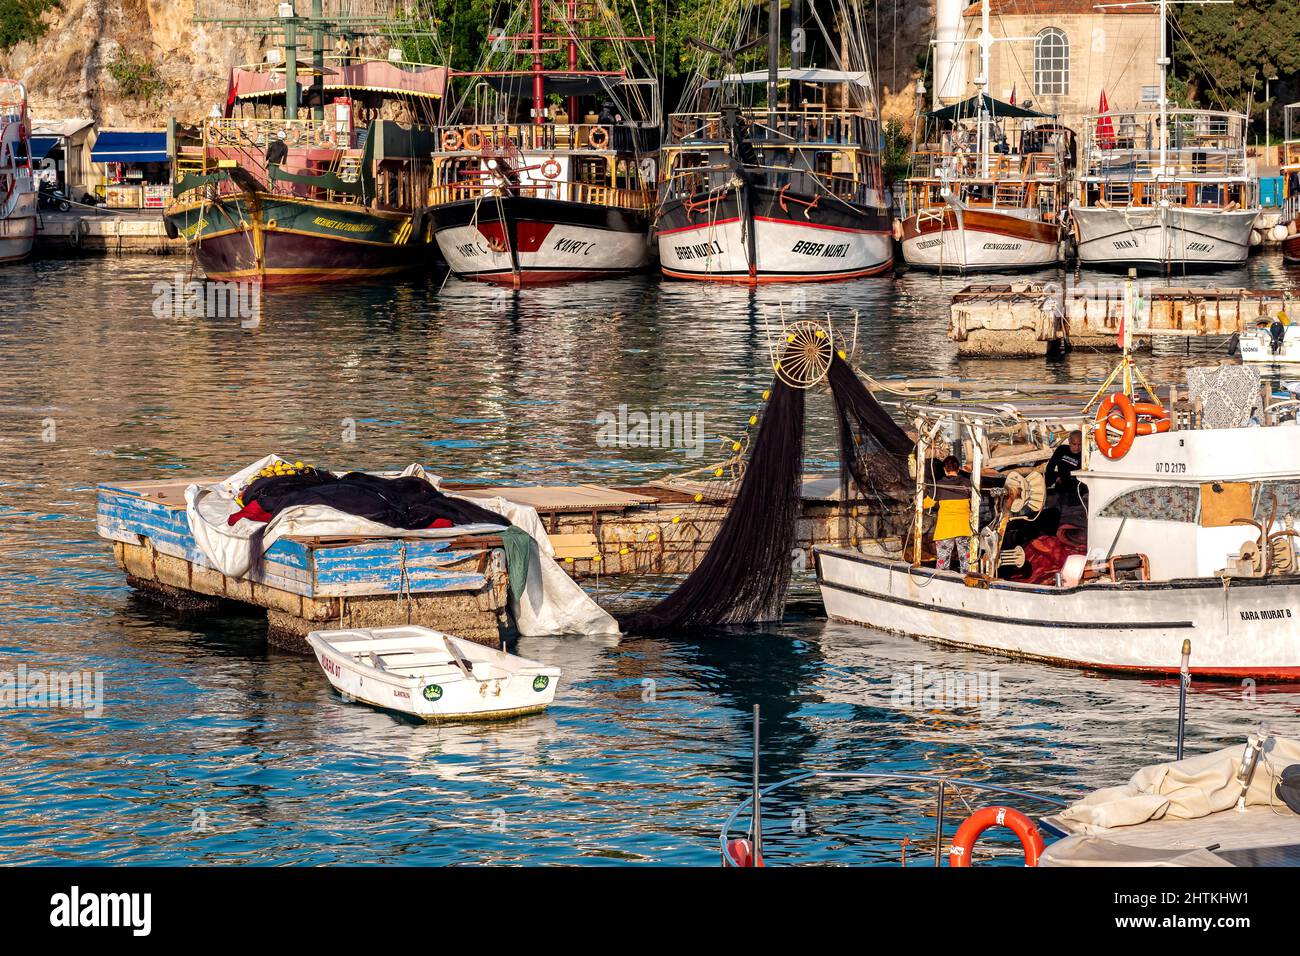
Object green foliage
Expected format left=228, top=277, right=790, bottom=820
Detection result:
left=1173, top=0, right=1300, bottom=135
left=107, top=48, right=165, bottom=102
left=0, top=0, right=58, bottom=52
left=882, top=118, right=910, bottom=184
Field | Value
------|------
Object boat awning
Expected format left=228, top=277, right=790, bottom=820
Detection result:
left=479, top=72, right=623, bottom=99
left=27, top=136, right=58, bottom=159
left=703, top=68, right=873, bottom=90
left=927, top=92, right=1050, bottom=121
left=90, top=130, right=169, bottom=164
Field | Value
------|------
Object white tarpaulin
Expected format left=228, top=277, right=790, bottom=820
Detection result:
left=1056, top=736, right=1300, bottom=831
left=184, top=455, right=619, bottom=637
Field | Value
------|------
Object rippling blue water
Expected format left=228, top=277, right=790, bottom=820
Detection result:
left=2, top=254, right=1299, bottom=865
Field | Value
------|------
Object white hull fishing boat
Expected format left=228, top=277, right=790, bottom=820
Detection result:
left=899, top=0, right=1070, bottom=273
left=1069, top=0, right=1257, bottom=273
left=655, top=0, right=894, bottom=284
left=1240, top=324, right=1300, bottom=364
left=816, top=355, right=1300, bottom=679
left=0, top=79, right=37, bottom=264
left=307, top=625, right=561, bottom=721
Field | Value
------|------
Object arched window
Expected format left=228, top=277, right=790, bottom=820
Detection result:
left=1034, top=27, right=1069, bottom=96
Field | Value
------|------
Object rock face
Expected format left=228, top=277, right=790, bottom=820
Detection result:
left=0, top=0, right=268, bottom=125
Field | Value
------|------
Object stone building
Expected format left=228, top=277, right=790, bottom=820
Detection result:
left=938, top=1, right=1161, bottom=135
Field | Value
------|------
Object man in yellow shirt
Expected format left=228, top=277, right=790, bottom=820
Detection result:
left=924, top=455, right=972, bottom=573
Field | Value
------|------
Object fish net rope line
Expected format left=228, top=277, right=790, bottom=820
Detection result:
left=618, top=351, right=913, bottom=633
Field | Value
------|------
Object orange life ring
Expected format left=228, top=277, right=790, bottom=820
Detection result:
left=1094, top=392, right=1138, bottom=460
left=1105, top=400, right=1171, bottom=437
left=589, top=126, right=609, bottom=149
left=725, top=838, right=764, bottom=867
left=949, top=806, right=1045, bottom=867
left=540, top=157, right=561, bottom=180
left=441, top=129, right=463, bottom=152
left=462, top=127, right=484, bottom=151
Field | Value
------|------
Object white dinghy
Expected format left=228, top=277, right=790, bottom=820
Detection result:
left=306, top=625, right=561, bottom=721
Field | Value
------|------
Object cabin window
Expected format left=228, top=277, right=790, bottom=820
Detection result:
left=1034, top=28, right=1070, bottom=97
left=1098, top=484, right=1199, bottom=523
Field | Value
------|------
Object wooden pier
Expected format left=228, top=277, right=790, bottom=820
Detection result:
left=97, top=475, right=907, bottom=649
left=36, top=209, right=178, bottom=256
left=949, top=283, right=1299, bottom=357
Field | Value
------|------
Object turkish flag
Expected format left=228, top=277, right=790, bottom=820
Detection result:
left=1096, top=89, right=1116, bottom=150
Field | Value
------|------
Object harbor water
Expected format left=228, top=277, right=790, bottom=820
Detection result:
left=2, top=254, right=1300, bottom=865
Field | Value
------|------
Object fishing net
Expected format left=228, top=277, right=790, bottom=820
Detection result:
left=619, top=352, right=912, bottom=633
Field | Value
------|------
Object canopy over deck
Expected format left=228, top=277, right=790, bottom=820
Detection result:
left=226, top=60, right=447, bottom=105
left=702, top=68, right=873, bottom=90
left=928, top=92, right=1050, bottom=122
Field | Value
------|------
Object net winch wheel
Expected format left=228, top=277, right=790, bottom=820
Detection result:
left=1004, top=469, right=1046, bottom=516
left=771, top=320, right=835, bottom=390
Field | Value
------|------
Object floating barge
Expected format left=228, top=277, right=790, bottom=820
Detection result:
left=98, top=475, right=906, bottom=649
left=949, top=283, right=1299, bottom=357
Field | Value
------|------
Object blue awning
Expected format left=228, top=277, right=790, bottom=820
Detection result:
left=28, top=136, right=58, bottom=160
left=90, top=130, right=169, bottom=164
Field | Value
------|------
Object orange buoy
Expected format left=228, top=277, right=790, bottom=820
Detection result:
left=1106, top=399, right=1170, bottom=437
left=440, top=129, right=463, bottom=152
left=725, top=838, right=764, bottom=867
left=589, top=126, right=610, bottom=149
left=949, top=806, right=1045, bottom=867
left=1094, top=392, right=1137, bottom=460
left=462, top=127, right=484, bottom=151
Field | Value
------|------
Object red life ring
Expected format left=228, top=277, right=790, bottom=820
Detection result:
left=1106, top=400, right=1171, bottom=437
left=441, top=129, right=463, bottom=152
left=949, top=806, right=1045, bottom=867
left=724, top=838, right=764, bottom=867
left=589, top=126, right=609, bottom=149
left=1094, top=392, right=1138, bottom=460
left=540, top=157, right=561, bottom=180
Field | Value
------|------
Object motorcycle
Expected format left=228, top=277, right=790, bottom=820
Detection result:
left=38, top=180, right=71, bottom=212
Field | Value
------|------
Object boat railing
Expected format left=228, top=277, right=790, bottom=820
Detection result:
left=662, top=161, right=871, bottom=205
left=909, top=149, right=1062, bottom=181
left=667, top=110, right=876, bottom=150
left=434, top=122, right=631, bottom=154
left=427, top=179, right=652, bottom=210
left=204, top=116, right=348, bottom=152
left=719, top=770, right=1069, bottom=866
left=1080, top=147, right=1248, bottom=180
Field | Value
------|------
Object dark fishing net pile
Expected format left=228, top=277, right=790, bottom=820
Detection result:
left=619, top=353, right=911, bottom=633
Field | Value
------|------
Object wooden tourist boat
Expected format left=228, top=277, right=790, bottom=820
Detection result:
left=0, top=79, right=37, bottom=264
left=426, top=0, right=658, bottom=286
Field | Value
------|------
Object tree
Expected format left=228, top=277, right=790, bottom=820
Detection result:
left=1172, top=0, right=1300, bottom=139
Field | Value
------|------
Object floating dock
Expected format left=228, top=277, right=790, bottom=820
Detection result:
left=97, top=475, right=909, bottom=648
left=949, top=284, right=1299, bottom=357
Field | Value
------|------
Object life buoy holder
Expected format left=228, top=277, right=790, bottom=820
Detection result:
left=540, top=157, right=561, bottom=180
left=949, top=806, right=1045, bottom=867
left=1106, top=399, right=1171, bottom=437
left=441, top=129, right=463, bottom=152
left=589, top=126, right=610, bottom=149
left=462, top=127, right=484, bottom=151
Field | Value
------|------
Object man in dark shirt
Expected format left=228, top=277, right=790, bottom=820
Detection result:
left=1045, top=430, right=1085, bottom=520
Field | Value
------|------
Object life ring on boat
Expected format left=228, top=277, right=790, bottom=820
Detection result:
left=540, top=157, right=561, bottom=180
left=891, top=218, right=904, bottom=242
left=725, top=838, right=764, bottom=867
left=441, top=129, right=463, bottom=152
left=462, top=127, right=484, bottom=151
left=1106, top=400, right=1170, bottom=437
left=589, top=126, right=609, bottom=149
left=949, top=806, right=1045, bottom=867
left=1094, top=392, right=1138, bottom=460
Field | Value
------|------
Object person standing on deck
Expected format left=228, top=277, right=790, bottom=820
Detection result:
left=925, top=455, right=972, bottom=573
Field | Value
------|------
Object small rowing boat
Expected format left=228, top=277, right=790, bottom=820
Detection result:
left=306, top=625, right=560, bottom=722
